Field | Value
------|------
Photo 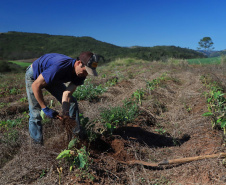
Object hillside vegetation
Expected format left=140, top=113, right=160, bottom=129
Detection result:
left=0, top=31, right=205, bottom=61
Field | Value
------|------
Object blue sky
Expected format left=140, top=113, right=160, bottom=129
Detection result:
left=1, top=0, right=226, bottom=50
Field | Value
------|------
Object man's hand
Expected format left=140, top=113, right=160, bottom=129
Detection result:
left=62, top=82, right=77, bottom=115
left=42, top=107, right=59, bottom=118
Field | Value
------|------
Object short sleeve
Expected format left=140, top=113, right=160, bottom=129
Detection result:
left=41, top=65, right=61, bottom=84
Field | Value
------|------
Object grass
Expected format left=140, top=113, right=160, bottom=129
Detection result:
left=8, top=61, right=32, bottom=68
left=4, top=56, right=225, bottom=70
left=187, top=56, right=221, bottom=64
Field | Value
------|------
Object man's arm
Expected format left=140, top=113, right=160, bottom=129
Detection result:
left=32, top=74, right=47, bottom=109
left=62, top=82, right=77, bottom=116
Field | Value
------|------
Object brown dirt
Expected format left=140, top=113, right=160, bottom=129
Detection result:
left=0, top=63, right=226, bottom=184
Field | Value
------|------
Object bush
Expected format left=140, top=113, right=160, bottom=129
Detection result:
left=0, top=61, right=11, bottom=72
left=0, top=60, right=23, bottom=73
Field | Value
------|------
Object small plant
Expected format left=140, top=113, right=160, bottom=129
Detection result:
left=100, top=100, right=139, bottom=134
left=3, top=130, right=19, bottom=144
left=57, top=167, right=63, bottom=184
left=0, top=118, right=22, bottom=145
left=73, top=80, right=107, bottom=101
left=9, top=87, right=20, bottom=95
left=79, top=113, right=97, bottom=142
left=201, top=75, right=226, bottom=134
left=40, top=169, right=47, bottom=178
left=0, top=118, right=22, bottom=130
left=0, top=102, right=8, bottom=108
left=155, top=128, right=166, bottom=135
left=56, top=146, right=90, bottom=171
left=128, top=71, right=134, bottom=79
left=132, top=88, right=145, bottom=105
left=184, top=103, right=192, bottom=113
left=101, top=74, right=106, bottom=78
left=105, top=77, right=118, bottom=87
left=19, top=97, right=27, bottom=103
left=146, top=73, right=167, bottom=93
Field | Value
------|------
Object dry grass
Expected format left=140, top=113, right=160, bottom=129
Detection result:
left=0, top=59, right=226, bottom=184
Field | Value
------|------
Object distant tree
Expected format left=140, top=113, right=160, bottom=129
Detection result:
left=197, top=37, right=214, bottom=51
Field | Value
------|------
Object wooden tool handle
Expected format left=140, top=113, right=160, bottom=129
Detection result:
left=118, top=153, right=226, bottom=167
left=159, top=153, right=226, bottom=165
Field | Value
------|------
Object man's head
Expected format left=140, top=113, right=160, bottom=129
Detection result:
left=78, top=51, right=98, bottom=76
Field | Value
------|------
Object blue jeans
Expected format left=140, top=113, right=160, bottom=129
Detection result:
left=25, top=65, right=80, bottom=143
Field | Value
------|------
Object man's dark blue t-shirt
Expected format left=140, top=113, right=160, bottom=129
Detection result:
left=32, top=53, right=85, bottom=86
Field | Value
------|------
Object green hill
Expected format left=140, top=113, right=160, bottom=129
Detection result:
left=0, top=31, right=205, bottom=62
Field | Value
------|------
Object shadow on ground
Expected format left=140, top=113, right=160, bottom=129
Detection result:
left=114, top=126, right=190, bottom=147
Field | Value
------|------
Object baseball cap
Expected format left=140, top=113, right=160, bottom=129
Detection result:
left=79, top=51, right=99, bottom=76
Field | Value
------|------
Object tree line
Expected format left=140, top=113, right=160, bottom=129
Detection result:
left=0, top=31, right=205, bottom=62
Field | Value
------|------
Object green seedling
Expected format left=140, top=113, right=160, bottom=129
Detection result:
left=100, top=100, right=138, bottom=135
left=155, top=128, right=166, bottom=135
left=40, top=169, right=47, bottom=178
left=201, top=75, right=226, bottom=134
left=73, top=80, right=107, bottom=101
left=105, top=77, right=118, bottom=87
left=19, top=97, right=27, bottom=103
left=132, top=88, right=145, bottom=105
left=68, top=138, right=79, bottom=150
left=79, top=113, right=97, bottom=142
left=56, top=146, right=90, bottom=171
left=184, top=103, right=192, bottom=113
left=146, top=73, right=168, bottom=93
